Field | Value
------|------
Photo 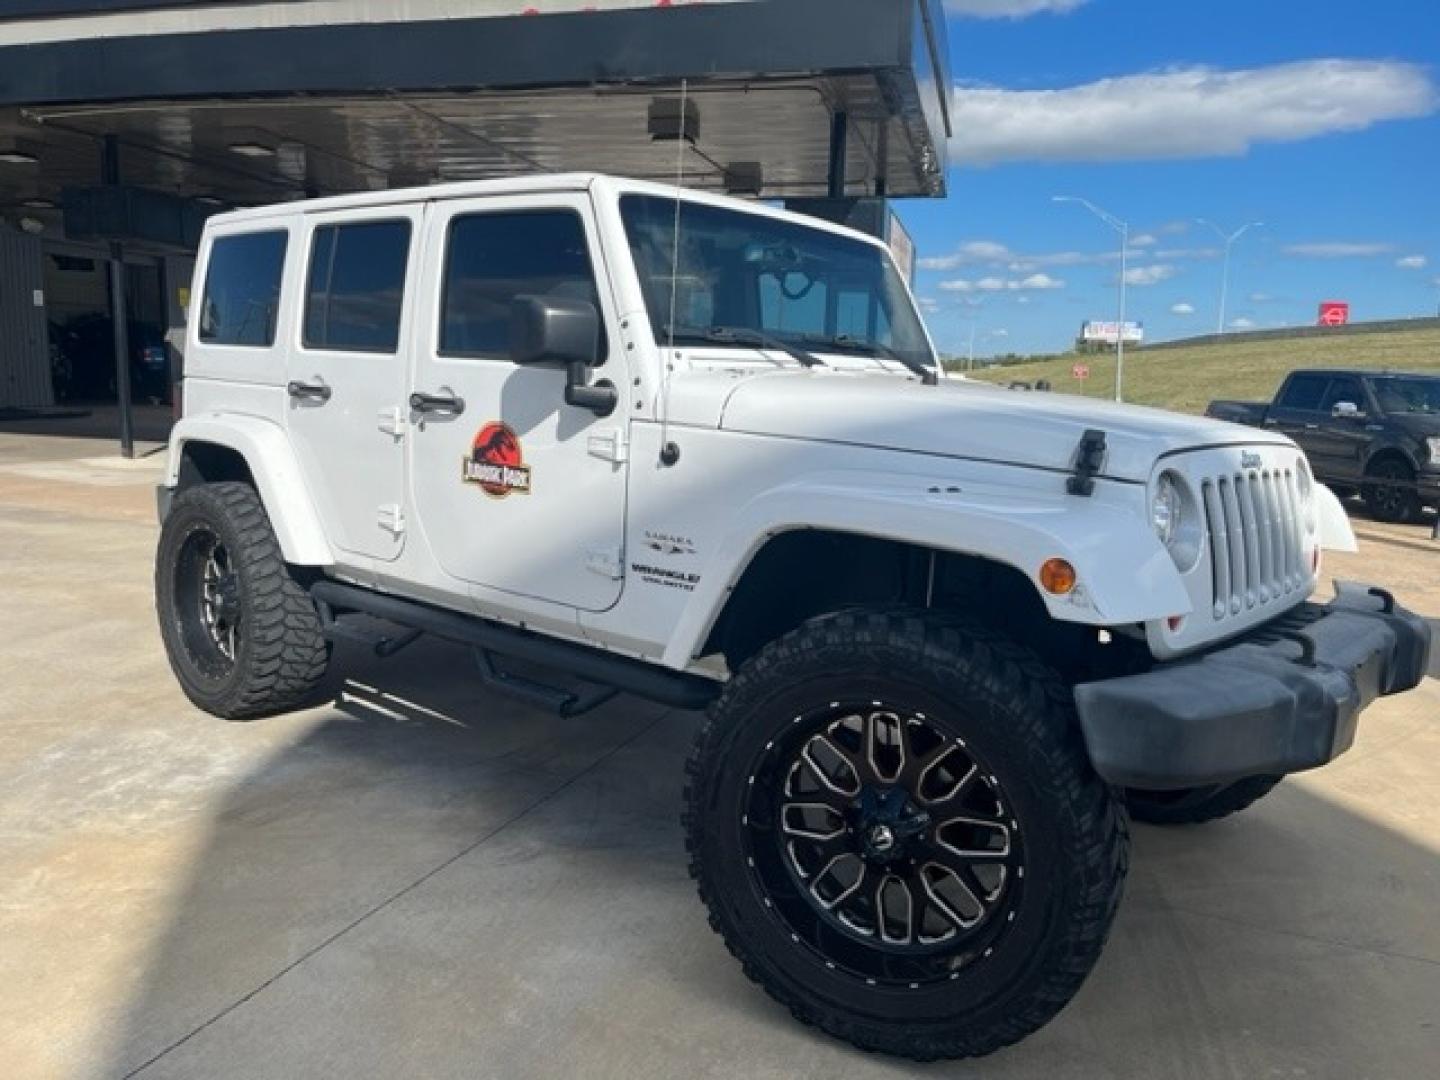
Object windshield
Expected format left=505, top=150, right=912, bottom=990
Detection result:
left=620, top=194, right=934, bottom=370
left=1370, top=376, right=1440, bottom=414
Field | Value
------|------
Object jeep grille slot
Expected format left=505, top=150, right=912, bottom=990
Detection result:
left=1202, top=469, right=1304, bottom=621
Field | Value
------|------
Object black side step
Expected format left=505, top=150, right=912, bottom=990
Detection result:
left=472, top=647, right=619, bottom=718
left=311, top=579, right=718, bottom=711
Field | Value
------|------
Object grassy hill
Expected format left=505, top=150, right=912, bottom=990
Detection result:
left=967, top=326, right=1440, bottom=415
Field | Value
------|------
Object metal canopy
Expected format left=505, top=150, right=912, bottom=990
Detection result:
left=0, top=0, right=951, bottom=216
left=2, top=79, right=922, bottom=215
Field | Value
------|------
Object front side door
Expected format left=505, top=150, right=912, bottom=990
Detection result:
left=285, top=206, right=421, bottom=562
left=409, top=194, right=629, bottom=613
left=1267, top=372, right=1330, bottom=462
left=1314, top=374, right=1369, bottom=482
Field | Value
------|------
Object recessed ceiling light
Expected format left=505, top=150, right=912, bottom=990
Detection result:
left=0, top=150, right=39, bottom=165
left=22, top=198, right=56, bottom=209
left=227, top=142, right=275, bottom=158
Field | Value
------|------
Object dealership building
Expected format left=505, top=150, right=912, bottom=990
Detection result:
left=0, top=0, right=950, bottom=450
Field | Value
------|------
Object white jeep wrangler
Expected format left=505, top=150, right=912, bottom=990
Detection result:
left=155, top=174, right=1431, bottom=1060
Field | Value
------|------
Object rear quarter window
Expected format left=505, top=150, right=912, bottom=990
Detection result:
left=198, top=230, right=288, bottom=347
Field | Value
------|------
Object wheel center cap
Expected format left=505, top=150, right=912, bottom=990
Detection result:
left=868, top=824, right=896, bottom=853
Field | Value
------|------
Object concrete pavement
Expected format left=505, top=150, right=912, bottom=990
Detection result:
left=1, top=432, right=1437, bottom=1079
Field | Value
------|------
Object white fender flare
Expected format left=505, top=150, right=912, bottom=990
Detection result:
left=661, top=470, right=1190, bottom=668
left=164, top=415, right=333, bottom=566
left=1316, top=484, right=1358, bottom=553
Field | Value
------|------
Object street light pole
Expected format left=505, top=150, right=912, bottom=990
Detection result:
left=1054, top=195, right=1129, bottom=403
left=1197, top=220, right=1263, bottom=334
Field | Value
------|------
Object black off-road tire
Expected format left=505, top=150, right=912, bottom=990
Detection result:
left=1125, top=775, right=1283, bottom=826
left=1364, top=458, right=1421, bottom=524
left=683, top=609, right=1129, bottom=1061
left=156, top=481, right=330, bottom=720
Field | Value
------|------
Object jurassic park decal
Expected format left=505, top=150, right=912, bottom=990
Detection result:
left=462, top=422, right=532, bottom=497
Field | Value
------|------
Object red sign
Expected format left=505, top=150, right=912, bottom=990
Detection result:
left=1072, top=363, right=1091, bottom=380
left=1318, top=301, right=1350, bottom=327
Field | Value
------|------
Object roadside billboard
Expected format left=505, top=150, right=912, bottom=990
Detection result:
left=1080, top=321, right=1144, bottom=345
left=1318, top=301, right=1350, bottom=327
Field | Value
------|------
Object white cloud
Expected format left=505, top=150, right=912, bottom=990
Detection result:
left=1284, top=242, right=1396, bottom=258
left=944, top=0, right=1087, bottom=18
left=1123, top=264, right=1178, bottom=287
left=918, top=240, right=1014, bottom=270
left=950, top=60, right=1437, bottom=165
left=990, top=328, right=1011, bottom=338
left=916, top=296, right=940, bottom=313
left=1171, top=302, right=1196, bottom=316
left=1397, top=254, right=1429, bottom=270
left=1249, top=292, right=1275, bottom=303
left=939, top=273, right=1065, bottom=293
left=1231, top=317, right=1257, bottom=329
left=1130, top=234, right=1157, bottom=249
left=921, top=238, right=1226, bottom=277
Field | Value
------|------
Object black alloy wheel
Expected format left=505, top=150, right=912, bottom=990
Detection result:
left=685, top=609, right=1129, bottom=1060
left=745, top=702, right=1024, bottom=986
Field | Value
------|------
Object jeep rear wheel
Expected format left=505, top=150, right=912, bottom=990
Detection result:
left=1125, top=775, right=1283, bottom=826
left=156, top=482, right=331, bottom=719
left=684, top=610, right=1128, bottom=1060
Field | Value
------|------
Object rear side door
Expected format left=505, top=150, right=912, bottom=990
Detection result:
left=407, top=194, right=630, bottom=613
left=1266, top=373, right=1330, bottom=463
left=285, top=206, right=422, bottom=562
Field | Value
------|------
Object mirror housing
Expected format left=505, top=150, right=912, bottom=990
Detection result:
left=510, top=295, right=616, bottom=416
left=1332, top=401, right=1364, bottom=419
left=511, top=294, right=600, bottom=368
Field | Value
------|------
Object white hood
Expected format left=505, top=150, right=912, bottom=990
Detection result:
left=705, top=370, right=1292, bottom=483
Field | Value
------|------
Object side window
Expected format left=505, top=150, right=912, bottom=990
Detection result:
left=304, top=220, right=412, bottom=352
left=1277, top=374, right=1328, bottom=411
left=440, top=210, right=605, bottom=362
left=198, top=231, right=288, bottom=347
left=1320, top=377, right=1363, bottom=413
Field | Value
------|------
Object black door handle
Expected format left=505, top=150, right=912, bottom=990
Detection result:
left=287, top=379, right=332, bottom=402
left=409, top=390, right=466, bottom=416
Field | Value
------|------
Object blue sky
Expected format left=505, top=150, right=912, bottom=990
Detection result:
left=900, top=0, right=1440, bottom=358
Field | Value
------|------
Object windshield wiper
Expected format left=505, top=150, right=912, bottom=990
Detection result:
left=666, top=325, right=826, bottom=370
left=804, top=333, right=939, bottom=386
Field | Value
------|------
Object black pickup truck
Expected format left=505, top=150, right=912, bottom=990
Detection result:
left=1209, top=368, right=1440, bottom=523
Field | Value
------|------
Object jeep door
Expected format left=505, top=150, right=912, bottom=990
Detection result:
left=408, top=194, right=629, bottom=613
left=285, top=206, right=422, bottom=561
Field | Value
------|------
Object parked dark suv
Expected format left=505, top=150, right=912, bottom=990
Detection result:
left=1209, top=369, right=1440, bottom=523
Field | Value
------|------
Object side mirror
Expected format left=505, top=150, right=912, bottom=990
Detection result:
left=1332, top=401, right=1363, bottom=419
left=509, top=295, right=616, bottom=416
left=510, top=294, right=600, bottom=368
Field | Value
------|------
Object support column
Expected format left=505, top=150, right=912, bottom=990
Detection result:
left=827, top=111, right=848, bottom=199
left=103, top=135, right=134, bottom=459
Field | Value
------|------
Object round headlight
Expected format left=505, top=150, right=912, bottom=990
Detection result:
left=1152, top=472, right=1181, bottom=547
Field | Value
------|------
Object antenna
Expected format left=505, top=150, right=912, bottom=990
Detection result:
left=658, top=78, right=688, bottom=467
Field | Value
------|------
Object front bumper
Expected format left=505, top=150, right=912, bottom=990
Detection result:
left=1074, top=584, right=1432, bottom=790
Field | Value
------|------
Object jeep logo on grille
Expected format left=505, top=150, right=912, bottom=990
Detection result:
left=1240, top=451, right=1263, bottom=469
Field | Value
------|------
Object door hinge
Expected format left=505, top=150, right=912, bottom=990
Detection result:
left=587, top=428, right=629, bottom=464
left=377, top=504, right=406, bottom=536
left=585, top=545, right=624, bottom=580
left=378, top=407, right=408, bottom=437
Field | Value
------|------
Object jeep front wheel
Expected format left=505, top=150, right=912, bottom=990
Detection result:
left=683, top=610, right=1128, bottom=1060
left=155, top=481, right=331, bottom=719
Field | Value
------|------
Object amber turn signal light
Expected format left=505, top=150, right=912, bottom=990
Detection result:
left=1039, top=558, right=1077, bottom=595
